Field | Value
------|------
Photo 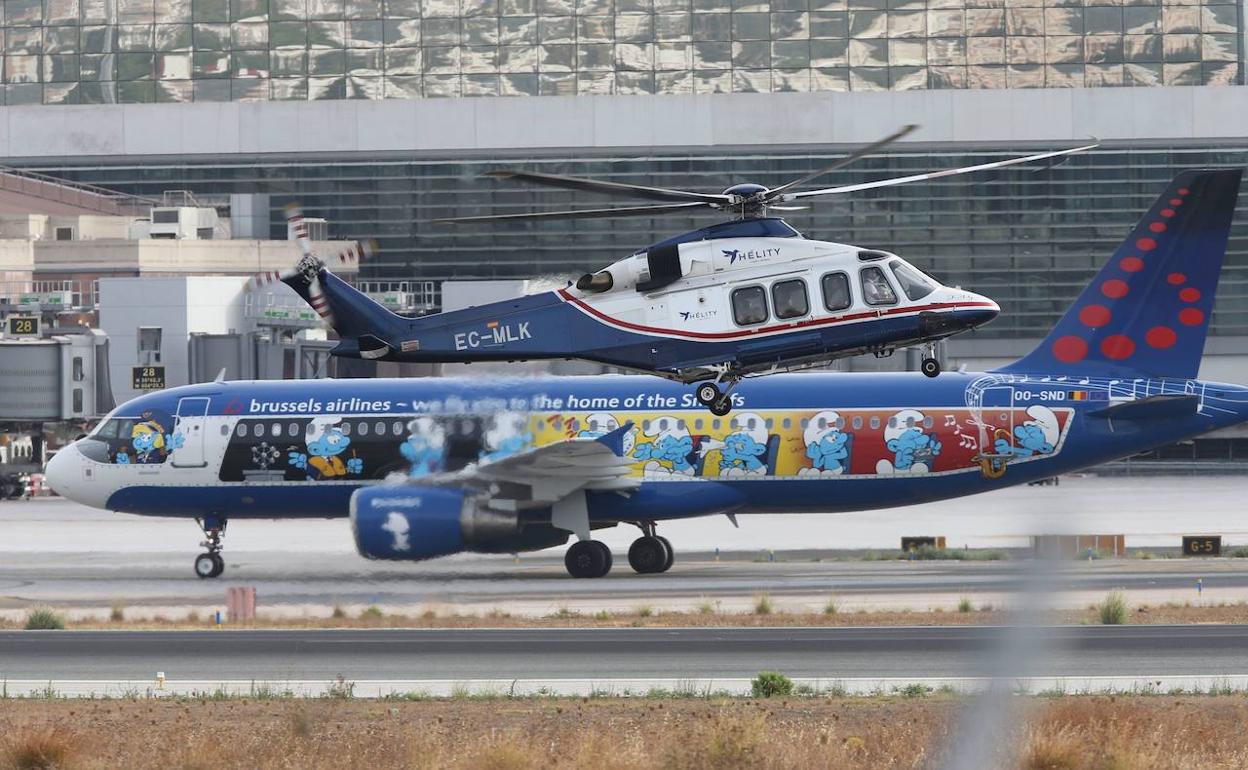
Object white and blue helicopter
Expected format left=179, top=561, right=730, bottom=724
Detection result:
left=277, top=128, right=1095, bottom=415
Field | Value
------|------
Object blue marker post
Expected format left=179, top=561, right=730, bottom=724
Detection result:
left=215, top=610, right=222, bottom=627
left=1197, top=578, right=1203, bottom=596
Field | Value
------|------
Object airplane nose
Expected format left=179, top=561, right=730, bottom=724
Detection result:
left=44, top=444, right=78, bottom=500
left=964, top=294, right=1000, bottom=328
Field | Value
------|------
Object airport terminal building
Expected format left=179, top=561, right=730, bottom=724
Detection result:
left=0, top=0, right=1244, bottom=378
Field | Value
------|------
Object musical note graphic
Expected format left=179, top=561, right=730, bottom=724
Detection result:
left=958, top=435, right=978, bottom=449
left=944, top=414, right=957, bottom=427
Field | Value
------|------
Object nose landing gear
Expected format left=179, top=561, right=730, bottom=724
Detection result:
left=194, top=516, right=227, bottom=579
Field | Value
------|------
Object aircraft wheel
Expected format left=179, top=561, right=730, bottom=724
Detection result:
left=656, top=535, right=675, bottom=573
left=921, top=358, right=941, bottom=378
left=695, top=382, right=721, bottom=406
left=628, top=536, right=668, bottom=574
left=565, top=540, right=612, bottom=578
left=708, top=397, right=732, bottom=417
left=195, top=553, right=220, bottom=579
left=209, top=553, right=225, bottom=578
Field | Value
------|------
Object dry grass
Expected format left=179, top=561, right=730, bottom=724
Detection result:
left=9, top=600, right=1248, bottom=632
left=2, top=696, right=1248, bottom=770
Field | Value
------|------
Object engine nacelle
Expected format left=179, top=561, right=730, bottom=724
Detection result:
left=350, top=486, right=567, bottom=561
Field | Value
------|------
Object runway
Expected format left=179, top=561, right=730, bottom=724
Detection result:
left=3, top=625, right=1247, bottom=683
left=4, top=476, right=1248, bottom=617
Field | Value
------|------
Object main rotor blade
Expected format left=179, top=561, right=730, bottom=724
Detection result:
left=765, top=124, right=918, bottom=199
left=787, top=143, right=1099, bottom=200
left=484, top=169, right=732, bottom=205
left=433, top=201, right=713, bottom=224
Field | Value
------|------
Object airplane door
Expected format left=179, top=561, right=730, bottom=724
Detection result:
left=171, top=397, right=211, bottom=468
left=978, top=386, right=1015, bottom=451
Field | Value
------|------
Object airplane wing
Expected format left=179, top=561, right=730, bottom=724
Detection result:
left=469, top=422, right=640, bottom=506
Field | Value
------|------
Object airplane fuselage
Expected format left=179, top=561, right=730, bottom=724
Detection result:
left=50, top=371, right=1248, bottom=522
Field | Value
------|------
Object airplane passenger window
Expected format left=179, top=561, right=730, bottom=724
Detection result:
left=889, top=260, right=936, bottom=301
left=853, top=416, right=863, bottom=430
left=731, top=285, right=769, bottom=326
left=271, top=423, right=282, bottom=438
left=235, top=423, right=246, bottom=437
left=221, top=425, right=230, bottom=436
left=821, top=272, right=851, bottom=312
left=771, top=279, right=809, bottom=320
left=359, top=422, right=370, bottom=436
left=375, top=420, right=386, bottom=436
left=860, top=266, right=898, bottom=306
left=869, top=416, right=880, bottom=429
left=393, top=421, right=404, bottom=436
left=289, top=423, right=299, bottom=437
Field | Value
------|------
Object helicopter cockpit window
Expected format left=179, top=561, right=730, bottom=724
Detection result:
left=821, top=272, right=851, bottom=312
left=731, top=285, right=769, bottom=326
left=889, top=260, right=937, bottom=301
left=860, top=266, right=898, bottom=306
left=771, top=279, right=809, bottom=320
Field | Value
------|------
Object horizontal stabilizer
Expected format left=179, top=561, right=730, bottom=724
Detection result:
left=1088, top=394, right=1199, bottom=420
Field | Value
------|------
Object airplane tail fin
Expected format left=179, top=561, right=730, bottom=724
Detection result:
left=997, top=169, right=1243, bottom=380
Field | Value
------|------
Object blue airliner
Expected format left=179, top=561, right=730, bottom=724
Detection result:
left=46, top=169, right=1246, bottom=579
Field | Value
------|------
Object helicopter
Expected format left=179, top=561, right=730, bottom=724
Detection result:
left=272, top=129, right=1095, bottom=415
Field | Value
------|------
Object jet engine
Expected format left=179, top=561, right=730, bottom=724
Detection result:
left=350, top=486, right=568, bottom=560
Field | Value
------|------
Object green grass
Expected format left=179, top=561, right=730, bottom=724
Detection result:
left=957, top=597, right=974, bottom=614
left=1098, top=590, right=1130, bottom=625
left=753, top=594, right=774, bottom=615
left=823, top=598, right=839, bottom=616
left=23, top=607, right=65, bottom=631
left=750, top=671, right=793, bottom=698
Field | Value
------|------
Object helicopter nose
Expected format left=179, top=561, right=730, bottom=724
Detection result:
left=960, top=294, right=1000, bottom=329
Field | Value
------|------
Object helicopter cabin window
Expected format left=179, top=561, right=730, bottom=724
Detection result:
left=860, top=266, right=898, bottom=306
left=771, top=279, right=809, bottom=320
left=821, top=272, right=851, bottom=312
left=889, top=260, right=936, bottom=301
left=731, top=286, right=769, bottom=326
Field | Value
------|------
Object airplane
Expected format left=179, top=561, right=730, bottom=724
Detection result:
left=268, top=132, right=1095, bottom=415
left=45, top=168, right=1244, bottom=579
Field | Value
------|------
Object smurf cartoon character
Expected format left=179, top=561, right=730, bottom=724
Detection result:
left=481, top=411, right=533, bottom=463
left=381, top=511, right=411, bottom=553
left=402, top=416, right=446, bottom=478
left=798, top=410, right=850, bottom=477
left=633, top=416, right=695, bottom=477
left=114, top=410, right=183, bottom=465
left=718, top=412, right=770, bottom=477
left=876, top=409, right=942, bottom=475
left=289, top=417, right=363, bottom=480
left=994, top=405, right=1059, bottom=458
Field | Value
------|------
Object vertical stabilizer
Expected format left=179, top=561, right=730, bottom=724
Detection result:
left=998, top=169, right=1242, bottom=379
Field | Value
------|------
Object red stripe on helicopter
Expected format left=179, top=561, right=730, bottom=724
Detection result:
left=555, top=288, right=997, bottom=341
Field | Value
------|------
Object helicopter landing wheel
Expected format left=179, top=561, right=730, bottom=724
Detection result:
left=708, top=397, right=732, bottom=417
left=695, top=382, right=721, bottom=406
left=921, top=358, right=941, bottom=378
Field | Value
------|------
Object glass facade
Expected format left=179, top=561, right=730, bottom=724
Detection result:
left=17, top=144, right=1248, bottom=337
left=0, top=0, right=1240, bottom=104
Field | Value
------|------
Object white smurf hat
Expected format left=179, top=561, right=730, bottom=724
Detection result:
left=727, top=412, right=768, bottom=445
left=583, top=412, right=620, bottom=435
left=1024, top=405, right=1059, bottom=447
left=804, top=410, right=843, bottom=446
left=883, top=409, right=925, bottom=443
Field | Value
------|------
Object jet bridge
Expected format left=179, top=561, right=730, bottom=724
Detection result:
left=0, top=329, right=113, bottom=426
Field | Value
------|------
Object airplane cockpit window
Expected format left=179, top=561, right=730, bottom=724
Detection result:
left=860, top=266, right=898, bottom=306
left=771, top=279, right=809, bottom=320
left=821, top=272, right=851, bottom=312
left=731, top=285, right=769, bottom=326
left=889, top=260, right=937, bottom=301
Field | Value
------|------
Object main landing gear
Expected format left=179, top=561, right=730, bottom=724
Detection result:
left=628, top=522, right=674, bottom=574
left=194, top=516, right=227, bottom=579
left=921, top=342, right=941, bottom=378
left=562, top=524, right=675, bottom=578
left=694, top=377, right=739, bottom=416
